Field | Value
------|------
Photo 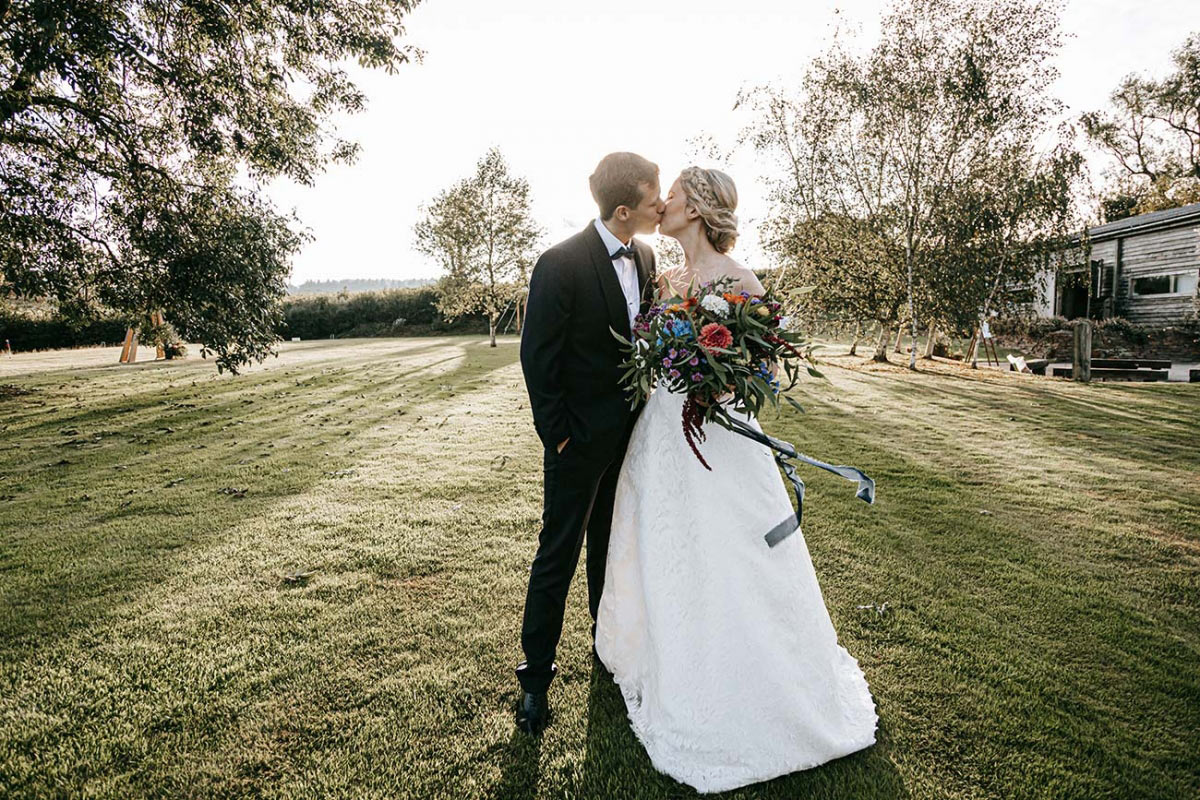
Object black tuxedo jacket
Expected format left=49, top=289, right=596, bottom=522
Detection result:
left=520, top=223, right=657, bottom=449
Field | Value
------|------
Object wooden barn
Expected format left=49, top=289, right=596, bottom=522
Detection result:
left=1035, top=202, right=1200, bottom=324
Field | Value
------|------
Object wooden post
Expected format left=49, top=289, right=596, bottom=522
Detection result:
left=118, top=327, right=139, bottom=364
left=1072, top=319, right=1092, bottom=383
left=966, top=327, right=979, bottom=368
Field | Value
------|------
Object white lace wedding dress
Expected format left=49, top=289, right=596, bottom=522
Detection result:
left=594, top=383, right=878, bottom=794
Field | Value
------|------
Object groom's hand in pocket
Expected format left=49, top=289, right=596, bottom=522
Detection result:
left=556, top=437, right=570, bottom=454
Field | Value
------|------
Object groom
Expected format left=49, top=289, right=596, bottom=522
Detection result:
left=515, top=152, right=664, bottom=734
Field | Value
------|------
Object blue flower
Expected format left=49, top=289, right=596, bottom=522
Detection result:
left=664, top=319, right=693, bottom=338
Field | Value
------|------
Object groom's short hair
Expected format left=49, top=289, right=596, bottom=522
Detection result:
left=589, top=152, right=659, bottom=220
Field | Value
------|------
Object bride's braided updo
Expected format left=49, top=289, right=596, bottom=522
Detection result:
left=679, top=166, right=738, bottom=253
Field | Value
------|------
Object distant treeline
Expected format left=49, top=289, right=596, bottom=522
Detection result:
left=0, top=287, right=497, bottom=353
left=287, top=278, right=435, bottom=295
left=0, top=307, right=129, bottom=352
left=279, top=287, right=492, bottom=339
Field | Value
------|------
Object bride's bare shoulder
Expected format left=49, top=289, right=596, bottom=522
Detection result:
left=719, top=258, right=765, bottom=295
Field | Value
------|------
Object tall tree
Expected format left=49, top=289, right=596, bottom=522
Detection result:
left=0, top=0, right=421, bottom=372
left=743, top=0, right=1071, bottom=366
left=742, top=47, right=912, bottom=362
left=1083, top=32, right=1200, bottom=220
left=929, top=138, right=1084, bottom=366
left=414, top=148, right=542, bottom=347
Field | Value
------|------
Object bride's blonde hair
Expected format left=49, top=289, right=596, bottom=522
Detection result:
left=679, top=166, right=738, bottom=253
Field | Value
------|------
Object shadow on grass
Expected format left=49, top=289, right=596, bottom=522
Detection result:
left=490, top=725, right=542, bottom=800
left=852, top=370, right=1200, bottom=469
left=580, top=661, right=909, bottom=800
left=0, top=340, right=459, bottom=436
left=0, top=344, right=513, bottom=650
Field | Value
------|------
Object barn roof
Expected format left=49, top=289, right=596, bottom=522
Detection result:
left=1086, top=201, right=1200, bottom=242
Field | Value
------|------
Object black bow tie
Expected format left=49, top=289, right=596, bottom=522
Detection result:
left=611, top=244, right=636, bottom=260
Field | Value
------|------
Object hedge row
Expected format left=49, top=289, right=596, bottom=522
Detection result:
left=278, top=287, right=490, bottom=340
left=0, top=287, right=494, bottom=352
left=0, top=313, right=129, bottom=352
left=987, top=314, right=1200, bottom=360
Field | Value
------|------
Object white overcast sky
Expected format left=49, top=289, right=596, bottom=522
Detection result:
left=267, top=0, right=1200, bottom=285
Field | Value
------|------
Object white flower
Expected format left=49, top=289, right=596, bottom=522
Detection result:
left=700, top=294, right=730, bottom=316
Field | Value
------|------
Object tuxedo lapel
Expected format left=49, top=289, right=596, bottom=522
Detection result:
left=632, top=243, right=653, bottom=311
left=585, top=224, right=632, bottom=339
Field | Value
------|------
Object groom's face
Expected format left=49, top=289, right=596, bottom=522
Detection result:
left=625, top=179, right=665, bottom=236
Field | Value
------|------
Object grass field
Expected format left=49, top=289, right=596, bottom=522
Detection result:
left=1, top=336, right=1197, bottom=799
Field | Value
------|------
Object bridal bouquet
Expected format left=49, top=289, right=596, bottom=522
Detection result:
left=612, top=277, right=820, bottom=470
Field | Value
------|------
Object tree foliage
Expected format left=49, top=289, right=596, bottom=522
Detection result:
left=0, top=0, right=421, bottom=372
left=1083, top=32, right=1200, bottom=220
left=742, top=0, right=1082, bottom=364
left=414, top=148, right=542, bottom=347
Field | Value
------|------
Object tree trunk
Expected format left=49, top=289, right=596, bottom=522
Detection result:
left=489, top=314, right=497, bottom=348
left=909, top=316, right=918, bottom=370
left=848, top=320, right=861, bottom=356
left=905, top=236, right=916, bottom=369
left=893, top=320, right=905, bottom=353
left=923, top=322, right=937, bottom=359
left=873, top=323, right=891, bottom=362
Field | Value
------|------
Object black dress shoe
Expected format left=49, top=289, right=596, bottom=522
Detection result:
left=516, top=690, right=550, bottom=735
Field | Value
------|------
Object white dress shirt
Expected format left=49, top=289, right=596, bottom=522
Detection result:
left=594, top=218, right=640, bottom=329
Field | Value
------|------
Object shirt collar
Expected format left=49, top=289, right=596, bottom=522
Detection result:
left=594, top=218, right=633, bottom=258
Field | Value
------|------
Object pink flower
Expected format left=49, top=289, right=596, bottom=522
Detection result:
left=698, top=323, right=733, bottom=352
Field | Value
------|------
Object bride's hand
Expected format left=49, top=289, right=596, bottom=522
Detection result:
left=656, top=266, right=689, bottom=299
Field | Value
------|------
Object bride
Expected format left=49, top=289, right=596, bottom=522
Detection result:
left=593, top=166, right=878, bottom=794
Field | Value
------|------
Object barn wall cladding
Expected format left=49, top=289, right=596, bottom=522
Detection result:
left=1041, top=203, right=1200, bottom=326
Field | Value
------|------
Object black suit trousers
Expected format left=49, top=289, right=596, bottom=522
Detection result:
left=516, top=423, right=632, bottom=694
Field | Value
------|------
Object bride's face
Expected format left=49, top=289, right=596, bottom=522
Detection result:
left=659, top=176, right=697, bottom=239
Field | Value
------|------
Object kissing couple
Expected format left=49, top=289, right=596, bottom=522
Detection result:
left=515, top=152, right=878, bottom=793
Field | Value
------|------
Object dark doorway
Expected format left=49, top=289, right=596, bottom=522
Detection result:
left=1058, top=280, right=1088, bottom=319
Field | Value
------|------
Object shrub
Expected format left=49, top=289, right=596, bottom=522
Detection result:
left=1093, top=316, right=1151, bottom=345
left=0, top=308, right=129, bottom=352
left=988, top=315, right=1071, bottom=338
left=277, top=287, right=492, bottom=340
left=0, top=286, right=496, bottom=352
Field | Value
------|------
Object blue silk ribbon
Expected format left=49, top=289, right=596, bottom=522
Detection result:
left=719, top=414, right=876, bottom=548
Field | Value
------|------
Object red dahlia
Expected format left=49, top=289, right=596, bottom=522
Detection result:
left=698, top=322, right=733, bottom=351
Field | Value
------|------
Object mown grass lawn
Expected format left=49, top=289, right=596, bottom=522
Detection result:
left=1, top=336, right=1197, bottom=800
